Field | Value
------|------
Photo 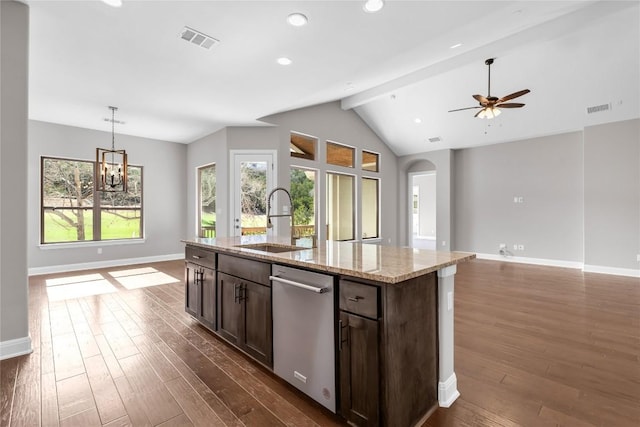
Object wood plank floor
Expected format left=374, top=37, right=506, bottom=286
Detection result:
left=1, top=259, right=639, bottom=426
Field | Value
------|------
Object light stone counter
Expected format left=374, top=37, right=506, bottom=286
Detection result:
left=182, top=236, right=475, bottom=284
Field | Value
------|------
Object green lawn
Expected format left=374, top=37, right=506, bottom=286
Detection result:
left=43, top=210, right=140, bottom=243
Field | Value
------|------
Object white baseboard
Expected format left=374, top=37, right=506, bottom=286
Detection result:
left=438, top=373, right=460, bottom=407
left=476, top=253, right=583, bottom=269
left=476, top=254, right=640, bottom=279
left=28, top=253, right=184, bottom=276
left=583, top=264, right=640, bottom=278
left=0, top=336, right=33, bottom=360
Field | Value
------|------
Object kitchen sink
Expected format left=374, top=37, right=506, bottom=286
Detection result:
left=235, top=243, right=306, bottom=253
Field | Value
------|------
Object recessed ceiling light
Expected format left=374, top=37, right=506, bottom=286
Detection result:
left=363, top=0, right=384, bottom=13
left=277, top=57, right=292, bottom=66
left=287, top=13, right=308, bottom=27
left=450, top=43, right=462, bottom=49
left=101, top=0, right=122, bottom=7
left=414, top=118, right=422, bottom=124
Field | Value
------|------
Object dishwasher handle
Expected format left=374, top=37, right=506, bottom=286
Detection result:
left=270, top=275, right=330, bottom=294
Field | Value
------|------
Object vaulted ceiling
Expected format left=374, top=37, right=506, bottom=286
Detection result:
left=27, top=1, right=639, bottom=156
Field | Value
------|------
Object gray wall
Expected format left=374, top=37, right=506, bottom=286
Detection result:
left=584, top=119, right=640, bottom=270
left=452, top=132, right=584, bottom=262
left=28, top=120, right=187, bottom=270
left=398, top=151, right=453, bottom=250
left=1, top=1, right=30, bottom=352
left=261, top=101, right=399, bottom=244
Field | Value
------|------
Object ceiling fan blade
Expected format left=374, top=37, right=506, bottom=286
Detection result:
left=496, top=103, right=525, bottom=108
left=448, top=106, right=483, bottom=113
left=472, top=94, right=489, bottom=104
left=497, top=89, right=530, bottom=103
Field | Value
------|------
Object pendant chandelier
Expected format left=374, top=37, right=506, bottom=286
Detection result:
left=96, top=106, right=127, bottom=192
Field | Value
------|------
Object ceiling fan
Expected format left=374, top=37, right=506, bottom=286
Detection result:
left=448, top=58, right=530, bottom=119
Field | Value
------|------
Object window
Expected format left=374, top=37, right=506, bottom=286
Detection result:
left=362, top=150, right=379, bottom=172
left=362, top=178, right=379, bottom=239
left=290, top=132, right=316, bottom=161
left=326, top=141, right=354, bottom=168
left=290, top=167, right=316, bottom=240
left=197, top=163, right=216, bottom=238
left=41, top=156, right=142, bottom=244
left=326, top=172, right=354, bottom=241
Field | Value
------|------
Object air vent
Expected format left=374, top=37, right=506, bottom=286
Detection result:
left=180, top=26, right=219, bottom=50
left=586, top=103, right=611, bottom=114
left=427, top=136, right=442, bottom=143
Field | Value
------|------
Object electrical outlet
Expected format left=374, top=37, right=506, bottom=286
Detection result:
left=441, top=240, right=446, bottom=247
left=97, top=248, right=102, bottom=254
left=499, top=243, right=506, bottom=250
left=518, top=244, right=524, bottom=251
left=513, top=244, right=518, bottom=251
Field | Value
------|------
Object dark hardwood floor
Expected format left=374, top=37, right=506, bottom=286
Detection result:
left=1, top=259, right=638, bottom=426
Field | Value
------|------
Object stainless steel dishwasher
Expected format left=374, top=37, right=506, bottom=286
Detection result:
left=271, top=264, right=336, bottom=413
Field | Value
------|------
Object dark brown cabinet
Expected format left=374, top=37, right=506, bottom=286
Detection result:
left=339, top=311, right=379, bottom=427
left=217, top=259, right=272, bottom=367
left=184, top=246, right=216, bottom=331
left=339, top=280, right=380, bottom=427
left=339, top=275, right=438, bottom=427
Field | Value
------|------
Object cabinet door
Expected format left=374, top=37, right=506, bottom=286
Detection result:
left=339, top=311, right=379, bottom=427
left=217, top=272, right=242, bottom=345
left=242, top=280, right=272, bottom=366
left=185, top=262, right=198, bottom=318
left=200, top=266, right=216, bottom=330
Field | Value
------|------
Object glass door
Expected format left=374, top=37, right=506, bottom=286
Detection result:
left=231, top=152, right=275, bottom=237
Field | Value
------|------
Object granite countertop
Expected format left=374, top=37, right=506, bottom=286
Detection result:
left=183, top=236, right=475, bottom=284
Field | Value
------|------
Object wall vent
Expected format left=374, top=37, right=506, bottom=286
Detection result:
left=586, top=103, right=611, bottom=114
left=427, top=136, right=442, bottom=143
left=180, top=26, right=219, bottom=50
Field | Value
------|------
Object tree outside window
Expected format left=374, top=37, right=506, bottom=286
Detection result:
left=41, top=157, right=142, bottom=244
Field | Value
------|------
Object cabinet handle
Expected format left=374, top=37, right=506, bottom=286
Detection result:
left=192, top=255, right=202, bottom=259
left=233, top=284, right=239, bottom=304
left=339, top=319, right=348, bottom=350
left=348, top=296, right=362, bottom=302
left=238, top=284, right=246, bottom=302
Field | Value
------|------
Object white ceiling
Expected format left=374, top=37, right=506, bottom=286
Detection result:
left=27, top=0, right=639, bottom=155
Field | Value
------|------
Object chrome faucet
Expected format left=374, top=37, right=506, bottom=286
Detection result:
left=266, top=187, right=293, bottom=230
left=266, top=187, right=316, bottom=247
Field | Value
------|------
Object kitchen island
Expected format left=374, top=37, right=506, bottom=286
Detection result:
left=182, top=236, right=474, bottom=427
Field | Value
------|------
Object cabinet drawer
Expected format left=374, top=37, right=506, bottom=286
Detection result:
left=340, top=280, right=379, bottom=319
left=186, top=246, right=216, bottom=268
left=218, top=253, right=270, bottom=285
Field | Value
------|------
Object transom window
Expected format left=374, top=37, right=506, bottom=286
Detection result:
left=41, top=156, right=142, bottom=244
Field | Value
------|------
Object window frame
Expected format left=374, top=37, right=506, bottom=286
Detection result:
left=40, top=155, right=144, bottom=245
left=326, top=140, right=355, bottom=168
left=361, top=176, right=380, bottom=240
left=197, top=162, right=216, bottom=238
left=362, top=149, right=380, bottom=173
left=326, top=170, right=356, bottom=242
left=290, top=165, right=318, bottom=240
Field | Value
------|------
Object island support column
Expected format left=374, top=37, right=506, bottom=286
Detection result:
left=437, top=265, right=459, bottom=407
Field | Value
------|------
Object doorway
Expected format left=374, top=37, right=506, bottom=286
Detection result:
left=408, top=171, right=436, bottom=249
left=229, top=150, right=276, bottom=237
